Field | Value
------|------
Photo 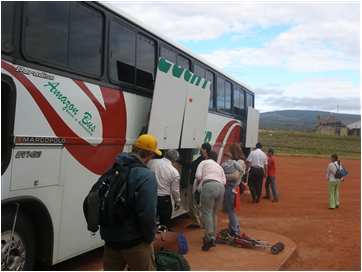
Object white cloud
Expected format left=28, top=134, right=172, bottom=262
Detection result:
left=254, top=78, right=360, bottom=113
left=202, top=21, right=360, bottom=72
left=283, top=78, right=360, bottom=98
left=104, top=1, right=360, bottom=113
left=257, top=96, right=361, bottom=114
left=106, top=1, right=359, bottom=72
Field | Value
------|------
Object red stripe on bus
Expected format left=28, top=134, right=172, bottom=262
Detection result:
left=213, top=120, right=241, bottom=162
left=2, top=61, right=127, bottom=175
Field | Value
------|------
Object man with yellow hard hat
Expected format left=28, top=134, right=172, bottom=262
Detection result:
left=101, top=134, right=161, bottom=271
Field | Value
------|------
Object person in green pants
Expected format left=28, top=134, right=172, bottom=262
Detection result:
left=326, top=154, right=343, bottom=209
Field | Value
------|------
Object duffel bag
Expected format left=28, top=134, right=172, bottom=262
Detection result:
left=155, top=250, right=191, bottom=271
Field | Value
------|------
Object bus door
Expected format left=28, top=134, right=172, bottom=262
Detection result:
left=148, top=57, right=210, bottom=150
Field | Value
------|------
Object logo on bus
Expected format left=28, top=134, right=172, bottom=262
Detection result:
left=3, top=61, right=127, bottom=175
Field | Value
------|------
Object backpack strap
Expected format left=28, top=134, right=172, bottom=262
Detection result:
left=113, top=162, right=146, bottom=203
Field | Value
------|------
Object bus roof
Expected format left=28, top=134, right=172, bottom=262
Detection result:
left=98, top=1, right=254, bottom=95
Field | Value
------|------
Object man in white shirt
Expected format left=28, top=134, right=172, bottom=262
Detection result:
left=246, top=142, right=267, bottom=203
left=148, top=150, right=181, bottom=228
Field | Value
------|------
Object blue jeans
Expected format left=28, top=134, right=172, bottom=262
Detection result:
left=224, top=183, right=240, bottom=236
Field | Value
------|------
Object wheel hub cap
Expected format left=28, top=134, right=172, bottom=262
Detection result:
left=1, top=231, right=26, bottom=271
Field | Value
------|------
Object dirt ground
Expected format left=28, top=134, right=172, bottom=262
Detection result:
left=53, top=156, right=361, bottom=271
left=239, top=156, right=360, bottom=270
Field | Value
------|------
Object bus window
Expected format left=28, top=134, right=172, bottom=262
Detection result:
left=217, top=77, right=225, bottom=110
left=233, top=85, right=245, bottom=116
left=246, top=93, right=254, bottom=108
left=177, top=54, right=190, bottom=70
left=23, top=2, right=69, bottom=67
left=206, top=70, right=214, bottom=109
left=160, top=46, right=176, bottom=63
left=1, top=2, right=15, bottom=53
left=23, top=2, right=103, bottom=77
left=136, top=34, right=156, bottom=90
left=194, top=64, right=205, bottom=78
left=225, top=81, right=232, bottom=112
left=68, top=3, right=103, bottom=76
left=110, top=21, right=136, bottom=84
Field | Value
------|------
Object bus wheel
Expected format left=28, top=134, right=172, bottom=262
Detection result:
left=1, top=212, right=35, bottom=270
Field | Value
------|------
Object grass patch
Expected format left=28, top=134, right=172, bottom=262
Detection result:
left=259, top=130, right=361, bottom=159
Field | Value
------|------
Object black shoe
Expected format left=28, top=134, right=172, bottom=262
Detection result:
left=202, top=239, right=216, bottom=251
left=263, top=196, right=270, bottom=199
left=229, top=232, right=240, bottom=238
left=336, top=205, right=339, bottom=208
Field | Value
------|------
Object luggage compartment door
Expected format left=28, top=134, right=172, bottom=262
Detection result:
left=148, top=58, right=188, bottom=149
left=245, top=107, right=260, bottom=148
left=148, top=58, right=210, bottom=149
left=180, top=79, right=210, bottom=148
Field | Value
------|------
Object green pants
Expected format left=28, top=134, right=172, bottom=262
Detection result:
left=328, top=181, right=340, bottom=209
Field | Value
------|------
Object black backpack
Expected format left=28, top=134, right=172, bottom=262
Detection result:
left=155, top=250, right=191, bottom=271
left=83, top=162, right=145, bottom=233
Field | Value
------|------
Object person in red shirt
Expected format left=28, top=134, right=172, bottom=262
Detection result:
left=263, top=148, right=279, bottom=202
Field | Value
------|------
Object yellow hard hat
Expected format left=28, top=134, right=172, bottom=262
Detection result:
left=133, top=134, right=162, bottom=156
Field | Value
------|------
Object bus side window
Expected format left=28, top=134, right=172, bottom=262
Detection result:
left=23, top=2, right=103, bottom=77
left=194, top=64, right=206, bottom=78
left=206, top=70, right=215, bottom=109
left=177, top=54, right=190, bottom=70
left=68, top=3, right=103, bottom=76
left=1, top=2, right=16, bottom=54
left=217, top=77, right=225, bottom=111
left=160, top=46, right=176, bottom=63
left=246, top=93, right=254, bottom=108
left=23, top=2, right=69, bottom=67
left=136, top=34, right=156, bottom=90
left=225, top=81, right=232, bottom=113
left=233, top=85, right=245, bottom=116
left=109, top=21, right=136, bottom=85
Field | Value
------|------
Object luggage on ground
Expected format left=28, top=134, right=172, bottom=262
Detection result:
left=154, top=226, right=189, bottom=255
left=155, top=250, right=191, bottom=271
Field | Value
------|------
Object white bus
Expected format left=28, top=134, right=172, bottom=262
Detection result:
left=1, top=2, right=258, bottom=270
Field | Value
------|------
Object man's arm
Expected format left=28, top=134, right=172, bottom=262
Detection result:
left=170, top=170, right=181, bottom=208
left=195, top=161, right=204, bottom=183
left=246, top=152, right=252, bottom=171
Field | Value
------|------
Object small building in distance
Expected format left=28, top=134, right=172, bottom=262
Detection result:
left=316, top=115, right=348, bottom=136
left=347, top=120, right=361, bottom=136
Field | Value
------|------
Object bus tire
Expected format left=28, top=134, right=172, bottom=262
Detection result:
left=1, top=211, right=36, bottom=270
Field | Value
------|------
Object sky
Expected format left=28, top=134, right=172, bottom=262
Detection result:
left=106, top=1, right=360, bottom=114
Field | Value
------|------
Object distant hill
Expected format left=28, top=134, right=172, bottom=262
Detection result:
left=260, top=110, right=360, bottom=131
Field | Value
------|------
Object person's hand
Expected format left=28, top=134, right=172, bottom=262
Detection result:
left=175, top=202, right=181, bottom=210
